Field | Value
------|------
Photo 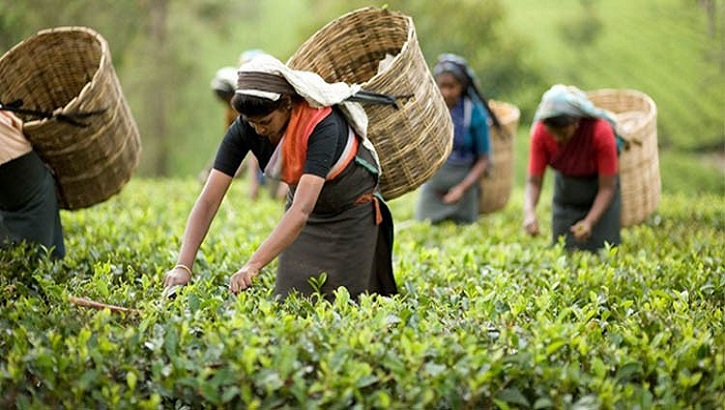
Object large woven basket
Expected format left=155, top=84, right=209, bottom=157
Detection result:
left=479, top=100, right=520, bottom=214
left=586, top=89, right=660, bottom=227
left=287, top=7, right=453, bottom=200
left=0, top=27, right=141, bottom=210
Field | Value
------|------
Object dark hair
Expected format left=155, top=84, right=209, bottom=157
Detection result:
left=433, top=53, right=505, bottom=134
left=214, top=89, right=235, bottom=104
left=231, top=93, right=287, bottom=117
left=542, top=115, right=578, bottom=128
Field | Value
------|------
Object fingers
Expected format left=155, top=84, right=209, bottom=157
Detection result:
left=442, top=192, right=459, bottom=204
left=229, top=269, right=258, bottom=295
left=163, top=272, right=174, bottom=287
left=229, top=273, right=248, bottom=295
left=229, top=275, right=243, bottom=294
left=163, top=273, right=179, bottom=288
left=163, top=268, right=190, bottom=288
left=570, top=224, right=591, bottom=241
left=523, top=221, right=539, bottom=236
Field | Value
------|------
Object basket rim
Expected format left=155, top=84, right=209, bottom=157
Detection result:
left=489, top=100, right=521, bottom=124
left=2, top=26, right=110, bottom=127
left=586, top=88, right=657, bottom=122
left=287, top=7, right=415, bottom=88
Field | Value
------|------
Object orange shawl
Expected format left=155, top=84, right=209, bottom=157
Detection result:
left=271, top=102, right=358, bottom=186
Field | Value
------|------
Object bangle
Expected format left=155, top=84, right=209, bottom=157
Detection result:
left=174, top=264, right=192, bottom=276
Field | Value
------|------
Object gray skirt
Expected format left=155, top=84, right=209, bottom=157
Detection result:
left=273, top=146, right=396, bottom=300
left=0, top=151, right=65, bottom=259
left=552, top=172, right=621, bottom=252
left=415, top=162, right=479, bottom=224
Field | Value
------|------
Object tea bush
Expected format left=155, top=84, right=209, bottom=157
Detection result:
left=1, top=179, right=723, bottom=409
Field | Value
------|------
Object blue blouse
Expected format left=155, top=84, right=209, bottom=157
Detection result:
left=446, top=96, right=491, bottom=166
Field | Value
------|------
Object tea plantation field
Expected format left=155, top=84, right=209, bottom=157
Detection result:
left=1, top=178, right=723, bottom=408
left=506, top=0, right=724, bottom=153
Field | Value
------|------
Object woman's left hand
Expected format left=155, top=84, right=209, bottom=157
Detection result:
left=442, top=185, right=465, bottom=204
left=570, top=220, right=593, bottom=241
left=229, top=265, right=260, bottom=295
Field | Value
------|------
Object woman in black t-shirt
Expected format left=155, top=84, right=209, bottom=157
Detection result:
left=163, top=55, right=397, bottom=300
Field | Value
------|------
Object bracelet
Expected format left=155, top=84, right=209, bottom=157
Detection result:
left=174, top=264, right=192, bottom=276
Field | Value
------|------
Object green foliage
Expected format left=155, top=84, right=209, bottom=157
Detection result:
left=558, top=0, right=604, bottom=49
left=1, top=179, right=723, bottom=408
left=1, top=0, right=721, bottom=181
left=658, top=150, right=725, bottom=195
left=301, top=0, right=546, bottom=115
left=507, top=0, right=724, bottom=152
left=0, top=0, right=143, bottom=65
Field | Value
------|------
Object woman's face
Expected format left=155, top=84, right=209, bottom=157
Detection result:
left=244, top=101, right=292, bottom=144
left=545, top=122, right=579, bottom=144
left=436, top=72, right=465, bottom=108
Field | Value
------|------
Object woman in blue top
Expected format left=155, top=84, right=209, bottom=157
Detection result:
left=415, top=54, right=493, bottom=224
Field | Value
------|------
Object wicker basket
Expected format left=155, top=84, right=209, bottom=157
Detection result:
left=586, top=89, right=660, bottom=227
left=479, top=100, right=520, bottom=214
left=0, top=27, right=141, bottom=210
left=287, top=7, right=453, bottom=200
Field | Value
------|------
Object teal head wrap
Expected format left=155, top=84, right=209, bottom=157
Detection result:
left=534, top=84, right=627, bottom=153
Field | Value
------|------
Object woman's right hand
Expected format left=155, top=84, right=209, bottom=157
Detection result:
left=163, top=266, right=191, bottom=287
left=523, top=214, right=540, bottom=236
left=229, top=264, right=261, bottom=295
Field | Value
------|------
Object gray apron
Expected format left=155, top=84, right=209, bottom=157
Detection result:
left=415, top=162, right=479, bottom=224
left=552, top=171, right=621, bottom=251
left=274, top=144, right=396, bottom=300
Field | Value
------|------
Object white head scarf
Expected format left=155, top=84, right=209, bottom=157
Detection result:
left=236, top=54, right=380, bottom=168
left=210, top=67, right=238, bottom=92
left=236, top=55, right=369, bottom=138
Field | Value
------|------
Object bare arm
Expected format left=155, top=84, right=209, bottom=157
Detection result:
left=229, top=173, right=325, bottom=293
left=571, top=173, right=617, bottom=240
left=442, top=154, right=490, bottom=204
left=163, top=169, right=232, bottom=286
left=523, top=174, right=543, bottom=236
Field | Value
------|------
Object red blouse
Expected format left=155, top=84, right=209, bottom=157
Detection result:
left=528, top=118, right=618, bottom=178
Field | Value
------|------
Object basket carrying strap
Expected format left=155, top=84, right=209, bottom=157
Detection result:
left=326, top=127, right=359, bottom=180
left=345, top=89, right=399, bottom=109
left=0, top=100, right=106, bottom=128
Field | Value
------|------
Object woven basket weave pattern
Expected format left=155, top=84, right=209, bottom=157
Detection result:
left=288, top=7, right=453, bottom=200
left=479, top=100, right=520, bottom=214
left=0, top=27, right=141, bottom=210
left=587, top=89, right=660, bottom=227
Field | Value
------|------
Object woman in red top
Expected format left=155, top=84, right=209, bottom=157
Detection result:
left=523, top=85, right=622, bottom=251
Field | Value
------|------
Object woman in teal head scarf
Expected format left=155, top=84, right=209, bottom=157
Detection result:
left=523, top=85, right=622, bottom=251
left=415, top=54, right=496, bottom=225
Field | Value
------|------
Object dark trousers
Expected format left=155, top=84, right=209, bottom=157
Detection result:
left=0, top=151, right=65, bottom=259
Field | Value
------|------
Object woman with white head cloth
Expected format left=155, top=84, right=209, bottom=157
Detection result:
left=164, top=55, right=397, bottom=299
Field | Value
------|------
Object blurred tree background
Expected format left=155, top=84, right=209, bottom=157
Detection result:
left=1, top=0, right=722, bottom=194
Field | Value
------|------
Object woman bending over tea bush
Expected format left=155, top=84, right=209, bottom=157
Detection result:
left=523, top=84, right=622, bottom=251
left=164, top=55, right=397, bottom=300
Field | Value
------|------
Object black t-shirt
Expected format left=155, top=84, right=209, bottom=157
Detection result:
left=213, top=107, right=348, bottom=179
